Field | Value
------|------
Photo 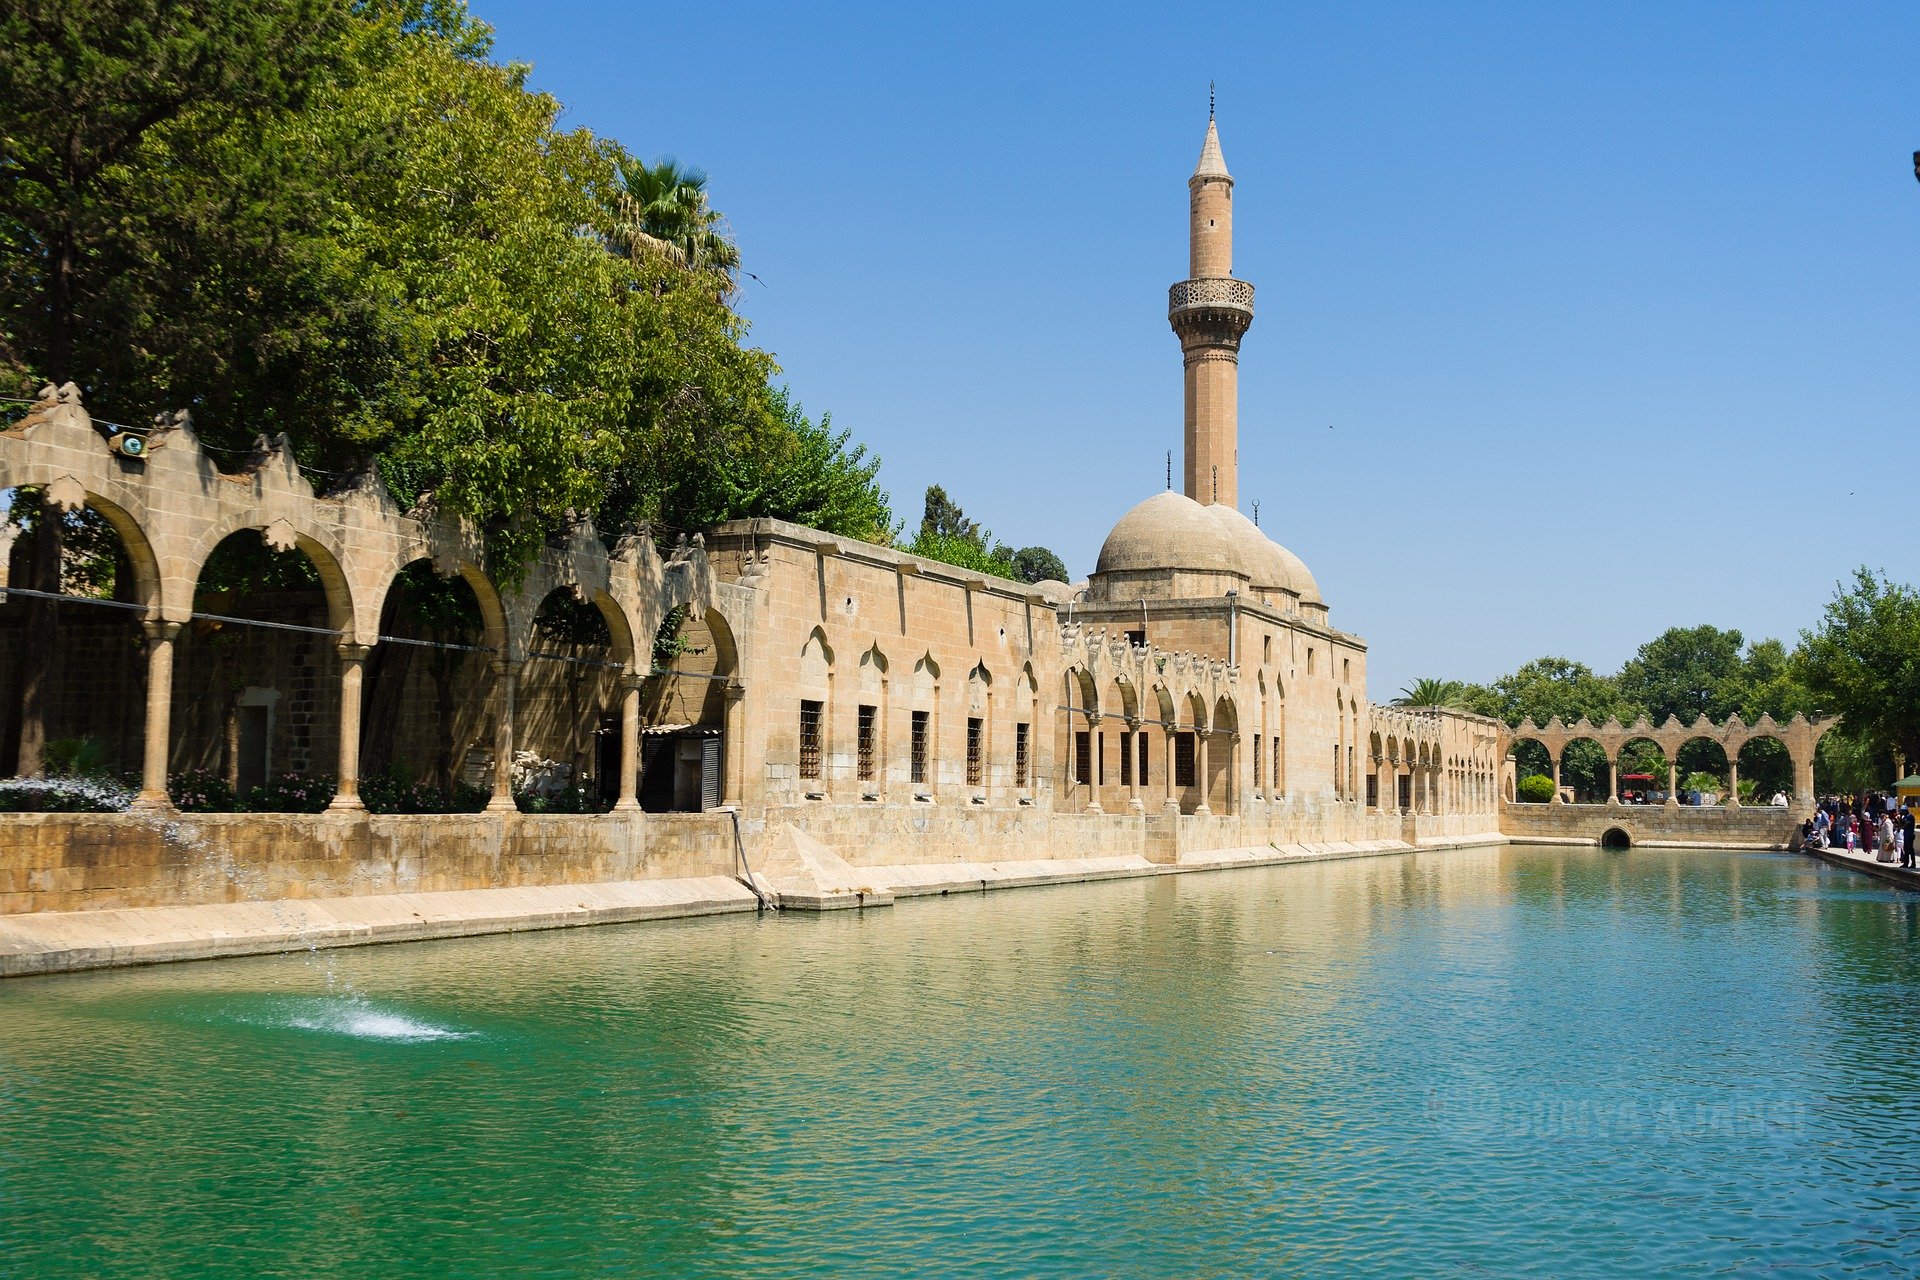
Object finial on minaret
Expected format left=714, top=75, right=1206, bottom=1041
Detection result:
left=1209, top=81, right=1215, bottom=121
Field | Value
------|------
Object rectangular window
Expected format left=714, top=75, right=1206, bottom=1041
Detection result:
left=1253, top=733, right=1262, bottom=790
left=1137, top=732, right=1149, bottom=786
left=911, top=710, right=930, bottom=784
left=1075, top=731, right=1092, bottom=785
left=1262, top=635, right=1272, bottom=664
left=1273, top=739, right=1281, bottom=790
left=799, top=700, right=823, bottom=779
left=1398, top=774, right=1412, bottom=810
left=1015, top=722, right=1030, bottom=787
left=1125, top=628, right=1146, bottom=648
left=857, top=704, right=876, bottom=781
left=1097, top=732, right=1105, bottom=785
left=1175, top=732, right=1196, bottom=788
left=1307, top=647, right=1316, bottom=675
left=1367, top=774, right=1379, bottom=809
left=966, top=717, right=984, bottom=787
left=1120, top=730, right=1134, bottom=786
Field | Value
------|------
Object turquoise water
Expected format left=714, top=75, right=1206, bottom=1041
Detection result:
left=5, top=846, right=1920, bottom=1278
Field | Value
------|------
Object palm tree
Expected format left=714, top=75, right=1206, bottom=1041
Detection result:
left=1394, top=677, right=1468, bottom=709
left=612, top=155, right=741, bottom=280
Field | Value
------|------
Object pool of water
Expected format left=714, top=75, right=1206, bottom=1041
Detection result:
left=5, top=845, right=1920, bottom=1278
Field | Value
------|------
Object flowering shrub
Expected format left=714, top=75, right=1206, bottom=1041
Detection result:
left=244, top=772, right=335, bottom=813
left=170, top=769, right=238, bottom=812
left=361, top=770, right=489, bottom=814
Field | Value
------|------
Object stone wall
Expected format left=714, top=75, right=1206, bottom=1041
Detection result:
left=0, top=810, right=736, bottom=914
left=1498, top=801, right=1800, bottom=850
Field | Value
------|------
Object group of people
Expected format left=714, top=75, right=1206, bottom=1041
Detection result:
left=1800, top=793, right=1918, bottom=868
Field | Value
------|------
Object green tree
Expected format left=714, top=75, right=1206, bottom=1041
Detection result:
left=1796, top=568, right=1920, bottom=767
left=906, top=486, right=1019, bottom=578
left=1394, top=678, right=1467, bottom=709
left=1465, top=657, right=1641, bottom=801
left=1010, top=546, right=1069, bottom=585
left=612, top=155, right=741, bottom=280
left=1616, top=625, right=1748, bottom=724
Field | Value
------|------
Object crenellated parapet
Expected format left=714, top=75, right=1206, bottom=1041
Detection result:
left=0, top=383, right=752, bottom=674
left=1503, top=712, right=1836, bottom=763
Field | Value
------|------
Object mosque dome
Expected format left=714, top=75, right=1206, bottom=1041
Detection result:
left=1092, top=491, right=1322, bottom=607
left=1202, top=503, right=1322, bottom=605
left=1094, top=491, right=1243, bottom=578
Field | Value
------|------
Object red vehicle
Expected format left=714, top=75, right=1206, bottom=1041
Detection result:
left=1620, top=772, right=1658, bottom=804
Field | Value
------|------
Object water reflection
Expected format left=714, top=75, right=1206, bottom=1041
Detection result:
left=4, top=847, right=1920, bottom=1278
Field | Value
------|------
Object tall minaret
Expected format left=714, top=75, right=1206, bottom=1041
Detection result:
left=1169, top=104, right=1254, bottom=508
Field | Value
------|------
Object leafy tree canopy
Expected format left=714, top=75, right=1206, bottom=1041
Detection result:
left=1010, top=546, right=1069, bottom=585
left=1394, top=678, right=1468, bottom=709
left=1, top=0, right=894, bottom=573
left=1795, top=568, right=1920, bottom=766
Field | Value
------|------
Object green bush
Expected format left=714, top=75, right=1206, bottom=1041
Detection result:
left=170, top=769, right=237, bottom=812
left=361, top=770, right=490, bottom=815
left=1516, top=774, right=1557, bottom=804
left=244, top=773, right=335, bottom=813
left=515, top=783, right=604, bottom=815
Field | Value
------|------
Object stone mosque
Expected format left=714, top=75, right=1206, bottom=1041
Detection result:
left=0, top=114, right=1818, bottom=967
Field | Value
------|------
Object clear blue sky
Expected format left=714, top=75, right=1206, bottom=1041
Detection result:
left=480, top=0, right=1919, bottom=698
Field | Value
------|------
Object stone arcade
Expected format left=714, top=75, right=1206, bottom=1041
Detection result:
left=0, top=116, right=1814, bottom=972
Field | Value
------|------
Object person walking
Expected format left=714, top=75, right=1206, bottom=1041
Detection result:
left=1877, top=812, right=1897, bottom=864
left=1903, top=807, right=1917, bottom=870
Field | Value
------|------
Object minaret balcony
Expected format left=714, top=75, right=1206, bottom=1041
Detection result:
left=1168, top=277, right=1254, bottom=340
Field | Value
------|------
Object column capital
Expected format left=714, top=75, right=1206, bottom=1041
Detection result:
left=490, top=655, right=522, bottom=678
left=142, top=618, right=182, bottom=644
left=335, top=642, right=372, bottom=663
left=722, top=679, right=747, bottom=704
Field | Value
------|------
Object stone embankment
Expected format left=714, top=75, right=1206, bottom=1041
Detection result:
left=0, top=832, right=1503, bottom=977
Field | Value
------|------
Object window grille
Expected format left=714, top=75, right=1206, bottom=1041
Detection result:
left=966, top=717, right=983, bottom=787
left=1136, top=732, right=1149, bottom=786
left=857, top=704, right=876, bottom=781
left=1120, top=730, right=1133, bottom=786
left=799, top=700, right=823, bottom=779
left=1175, top=733, right=1196, bottom=787
left=1075, top=731, right=1092, bottom=786
left=1014, top=722, right=1030, bottom=787
left=911, top=710, right=930, bottom=784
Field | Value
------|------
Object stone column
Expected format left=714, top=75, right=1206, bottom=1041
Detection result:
left=487, top=658, right=521, bottom=812
left=327, top=643, right=370, bottom=811
left=1163, top=725, right=1179, bottom=813
left=613, top=672, right=643, bottom=811
left=1083, top=715, right=1103, bottom=815
left=722, top=681, right=748, bottom=807
left=1550, top=752, right=1564, bottom=805
left=134, top=620, right=181, bottom=810
left=1791, top=749, right=1815, bottom=813
left=1666, top=760, right=1679, bottom=807
left=1726, top=759, right=1740, bottom=808
left=1606, top=760, right=1620, bottom=807
left=1194, top=730, right=1213, bottom=816
left=1126, top=720, right=1144, bottom=812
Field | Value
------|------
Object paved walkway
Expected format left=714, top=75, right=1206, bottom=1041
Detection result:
left=1805, top=842, right=1920, bottom=892
left=0, top=833, right=1506, bottom=977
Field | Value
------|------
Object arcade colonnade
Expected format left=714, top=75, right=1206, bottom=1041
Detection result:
left=1365, top=708, right=1504, bottom=819
left=0, top=385, right=754, bottom=811
left=1500, top=714, right=1835, bottom=808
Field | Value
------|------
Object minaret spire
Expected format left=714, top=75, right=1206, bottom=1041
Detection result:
left=1169, top=106, right=1253, bottom=507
